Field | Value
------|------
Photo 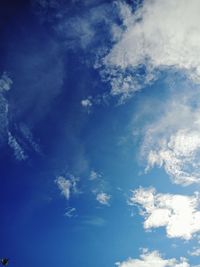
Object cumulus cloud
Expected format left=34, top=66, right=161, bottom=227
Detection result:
left=55, top=175, right=79, bottom=200
left=116, top=250, right=190, bottom=267
left=140, top=94, right=200, bottom=186
left=96, top=192, right=111, bottom=205
left=100, top=0, right=200, bottom=100
left=130, top=188, right=200, bottom=240
left=81, top=99, right=92, bottom=108
left=81, top=98, right=93, bottom=112
left=188, top=247, right=200, bottom=257
left=130, top=187, right=200, bottom=240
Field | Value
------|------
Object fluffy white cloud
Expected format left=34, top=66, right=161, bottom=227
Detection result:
left=141, top=96, right=200, bottom=185
left=188, top=247, right=200, bottom=257
left=116, top=250, right=190, bottom=267
left=55, top=175, right=79, bottom=200
left=81, top=98, right=92, bottom=109
left=130, top=187, right=200, bottom=240
left=96, top=192, right=111, bottom=205
left=100, top=0, right=200, bottom=100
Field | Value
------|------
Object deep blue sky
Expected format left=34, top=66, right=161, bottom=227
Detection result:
left=1, top=0, right=200, bottom=266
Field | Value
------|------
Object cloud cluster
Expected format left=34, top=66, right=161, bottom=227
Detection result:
left=96, top=192, right=111, bottom=205
left=81, top=99, right=92, bottom=108
left=130, top=187, right=200, bottom=240
left=88, top=170, right=111, bottom=205
left=100, top=0, right=200, bottom=100
left=116, top=250, right=190, bottom=267
left=55, top=175, right=79, bottom=200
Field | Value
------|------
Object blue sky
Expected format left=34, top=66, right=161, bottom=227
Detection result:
left=2, top=0, right=200, bottom=266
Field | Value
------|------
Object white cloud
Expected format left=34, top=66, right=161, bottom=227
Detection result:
left=96, top=192, right=111, bottom=205
left=116, top=250, right=190, bottom=267
left=141, top=96, right=200, bottom=186
left=188, top=247, right=200, bottom=257
left=130, top=187, right=200, bottom=240
left=81, top=98, right=92, bottom=108
left=100, top=0, right=200, bottom=100
left=55, top=175, right=79, bottom=200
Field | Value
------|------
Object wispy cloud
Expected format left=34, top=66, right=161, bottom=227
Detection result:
left=130, top=187, right=200, bottom=240
left=0, top=73, right=42, bottom=161
left=19, top=124, right=42, bottom=155
left=0, top=73, right=12, bottom=132
left=89, top=170, right=101, bottom=181
left=64, top=207, right=77, bottom=218
left=8, top=131, right=27, bottom=161
left=82, top=216, right=106, bottom=227
left=0, top=72, right=13, bottom=92
left=33, top=0, right=117, bottom=51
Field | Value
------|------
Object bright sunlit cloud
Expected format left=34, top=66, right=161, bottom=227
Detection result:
left=130, top=187, right=200, bottom=240
left=116, top=249, right=190, bottom=267
left=100, top=0, right=200, bottom=101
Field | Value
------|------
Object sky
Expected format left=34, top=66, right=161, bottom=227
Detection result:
left=1, top=0, right=200, bottom=266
